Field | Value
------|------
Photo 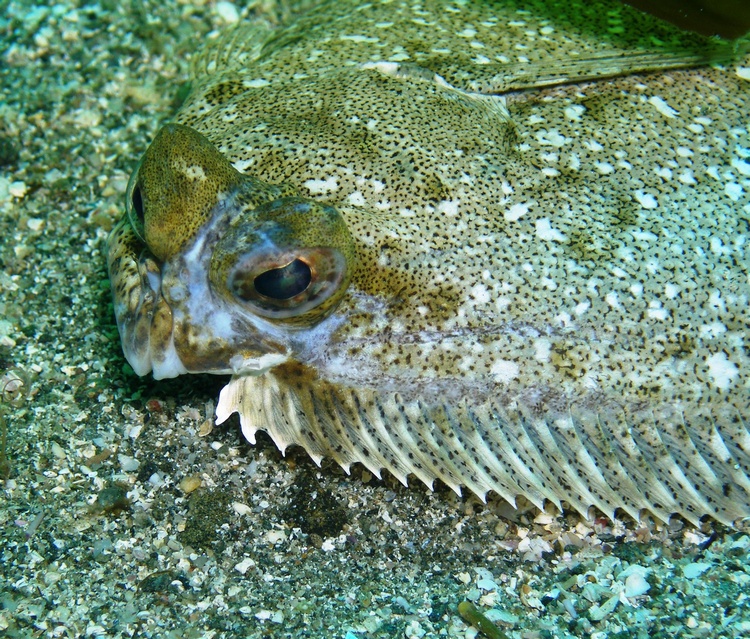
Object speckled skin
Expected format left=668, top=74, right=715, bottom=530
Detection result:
left=108, top=0, right=750, bottom=525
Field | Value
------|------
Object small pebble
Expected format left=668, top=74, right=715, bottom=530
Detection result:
left=179, top=475, right=202, bottom=493
left=234, top=557, right=256, bottom=574
left=94, top=485, right=129, bottom=513
left=683, top=562, right=712, bottom=579
left=624, top=573, right=650, bottom=598
left=9, top=181, right=27, bottom=198
left=232, top=501, right=252, bottom=516
left=215, top=1, right=239, bottom=23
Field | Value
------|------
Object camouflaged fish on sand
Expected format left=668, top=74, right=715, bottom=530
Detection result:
left=107, top=0, right=750, bottom=526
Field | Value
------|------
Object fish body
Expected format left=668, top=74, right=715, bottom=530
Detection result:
left=108, top=0, right=750, bottom=525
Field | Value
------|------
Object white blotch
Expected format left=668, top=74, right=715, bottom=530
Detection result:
left=605, top=292, right=620, bottom=308
left=709, top=290, right=726, bottom=311
left=245, top=78, right=269, bottom=88
left=595, top=162, right=614, bottom=175
left=469, top=283, right=491, bottom=304
left=647, top=301, right=669, bottom=321
left=585, top=139, right=604, bottom=152
left=655, top=167, right=672, bottom=180
left=473, top=55, right=491, bottom=64
left=458, top=27, right=477, bottom=38
left=535, top=218, right=566, bottom=242
left=633, top=231, right=659, bottom=242
left=564, top=105, right=585, bottom=121
left=183, top=164, right=206, bottom=181
left=232, top=159, right=254, bottom=172
left=574, top=301, right=590, bottom=315
left=542, top=167, right=559, bottom=177
left=458, top=356, right=475, bottom=372
left=664, top=284, right=679, bottom=299
left=554, top=312, right=572, bottom=327
left=736, top=67, right=750, bottom=81
left=706, top=166, right=721, bottom=180
left=491, top=359, right=519, bottom=384
left=725, top=182, right=744, bottom=201
left=437, top=199, right=459, bottom=217
left=371, top=179, right=385, bottom=193
left=362, top=61, right=399, bottom=75
left=710, top=237, right=729, bottom=255
left=706, top=352, right=739, bottom=390
left=676, top=146, right=693, bottom=158
left=648, top=96, right=678, bottom=118
left=568, top=154, right=581, bottom=170
left=304, top=176, right=338, bottom=194
left=340, top=34, right=379, bottom=43
left=611, top=267, right=627, bottom=279
left=504, top=202, right=529, bottom=222
left=533, top=338, right=551, bottom=362
left=635, top=191, right=658, bottom=209
left=389, top=51, right=411, bottom=62
left=536, top=129, right=568, bottom=147
left=630, top=283, right=643, bottom=296
left=645, top=259, right=660, bottom=275
left=732, top=158, right=750, bottom=176
left=700, top=322, right=727, bottom=338
left=495, top=297, right=511, bottom=314
left=347, top=191, right=366, bottom=206
left=678, top=170, right=696, bottom=185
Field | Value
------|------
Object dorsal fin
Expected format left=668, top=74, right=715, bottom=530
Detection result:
left=190, top=21, right=277, bottom=79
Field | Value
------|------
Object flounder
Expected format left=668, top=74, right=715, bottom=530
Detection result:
left=108, top=0, right=750, bottom=526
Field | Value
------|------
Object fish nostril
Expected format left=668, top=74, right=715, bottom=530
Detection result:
left=253, top=259, right=312, bottom=300
left=132, top=185, right=144, bottom=221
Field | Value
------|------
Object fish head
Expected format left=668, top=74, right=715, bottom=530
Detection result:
left=108, top=123, right=355, bottom=379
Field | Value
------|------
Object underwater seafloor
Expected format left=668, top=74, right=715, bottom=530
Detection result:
left=0, top=1, right=749, bottom=638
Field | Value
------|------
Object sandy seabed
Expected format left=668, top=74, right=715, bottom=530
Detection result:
left=0, top=1, right=748, bottom=637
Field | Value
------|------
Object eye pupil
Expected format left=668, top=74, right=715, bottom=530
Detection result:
left=132, top=185, right=144, bottom=221
left=254, top=259, right=312, bottom=300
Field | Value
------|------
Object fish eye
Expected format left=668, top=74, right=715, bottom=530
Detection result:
left=131, top=185, right=144, bottom=221
left=125, top=160, right=146, bottom=242
left=210, top=197, right=356, bottom=325
left=253, top=258, right=312, bottom=300
left=226, top=247, right=347, bottom=321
